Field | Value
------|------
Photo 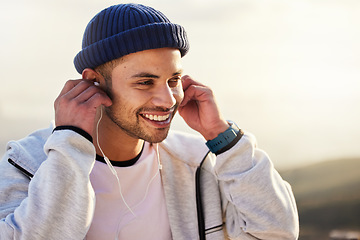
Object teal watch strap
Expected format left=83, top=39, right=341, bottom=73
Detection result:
left=206, top=121, right=241, bottom=154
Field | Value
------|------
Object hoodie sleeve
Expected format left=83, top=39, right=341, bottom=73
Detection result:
left=0, top=129, right=96, bottom=240
left=212, top=132, right=299, bottom=239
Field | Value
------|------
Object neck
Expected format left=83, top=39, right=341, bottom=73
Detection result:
left=93, top=109, right=144, bottom=162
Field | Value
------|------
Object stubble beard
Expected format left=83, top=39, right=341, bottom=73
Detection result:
left=104, top=105, right=177, bottom=143
left=102, top=77, right=177, bottom=143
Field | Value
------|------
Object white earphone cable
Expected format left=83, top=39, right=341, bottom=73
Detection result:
left=133, top=143, right=162, bottom=209
left=96, top=107, right=136, bottom=217
left=96, top=106, right=163, bottom=240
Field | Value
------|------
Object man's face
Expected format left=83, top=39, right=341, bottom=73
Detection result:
left=103, top=48, right=184, bottom=143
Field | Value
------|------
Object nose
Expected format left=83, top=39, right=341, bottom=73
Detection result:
left=151, top=85, right=177, bottom=109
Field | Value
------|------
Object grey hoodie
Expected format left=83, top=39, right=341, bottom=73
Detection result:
left=0, top=124, right=299, bottom=239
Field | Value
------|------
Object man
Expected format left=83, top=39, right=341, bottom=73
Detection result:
left=0, top=3, right=299, bottom=240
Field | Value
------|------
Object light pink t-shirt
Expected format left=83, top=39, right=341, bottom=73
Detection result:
left=87, top=142, right=171, bottom=240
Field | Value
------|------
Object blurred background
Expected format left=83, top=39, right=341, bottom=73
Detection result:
left=1, top=0, right=359, bottom=239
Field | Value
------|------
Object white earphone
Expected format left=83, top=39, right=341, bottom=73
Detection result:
left=95, top=105, right=163, bottom=239
left=96, top=107, right=136, bottom=216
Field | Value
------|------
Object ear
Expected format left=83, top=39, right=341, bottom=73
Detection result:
left=82, top=68, right=102, bottom=83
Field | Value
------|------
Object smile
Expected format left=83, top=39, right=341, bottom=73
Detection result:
left=142, top=113, right=170, bottom=122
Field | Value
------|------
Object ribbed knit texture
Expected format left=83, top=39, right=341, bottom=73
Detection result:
left=74, top=4, right=189, bottom=74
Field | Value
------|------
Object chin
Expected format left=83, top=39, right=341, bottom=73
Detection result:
left=142, top=127, right=170, bottom=143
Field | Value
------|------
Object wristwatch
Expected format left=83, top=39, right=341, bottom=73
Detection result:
left=206, top=121, right=241, bottom=154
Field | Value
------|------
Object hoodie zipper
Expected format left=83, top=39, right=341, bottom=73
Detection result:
left=8, top=158, right=34, bottom=179
left=196, top=150, right=211, bottom=240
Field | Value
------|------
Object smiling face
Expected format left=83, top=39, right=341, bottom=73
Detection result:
left=99, top=48, right=184, bottom=143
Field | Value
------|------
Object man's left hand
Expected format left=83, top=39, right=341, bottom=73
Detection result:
left=179, top=75, right=229, bottom=140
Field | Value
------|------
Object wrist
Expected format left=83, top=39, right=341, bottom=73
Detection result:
left=203, top=120, right=229, bottom=141
left=53, top=125, right=93, bottom=143
left=205, top=121, right=243, bottom=154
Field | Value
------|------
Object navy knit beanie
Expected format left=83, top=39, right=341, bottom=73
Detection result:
left=74, top=3, right=189, bottom=74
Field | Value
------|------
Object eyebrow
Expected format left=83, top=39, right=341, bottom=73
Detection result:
left=131, top=70, right=183, bottom=79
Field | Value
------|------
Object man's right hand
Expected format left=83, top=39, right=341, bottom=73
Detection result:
left=54, top=80, right=112, bottom=135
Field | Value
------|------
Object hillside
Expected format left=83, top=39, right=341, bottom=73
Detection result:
left=280, top=158, right=360, bottom=239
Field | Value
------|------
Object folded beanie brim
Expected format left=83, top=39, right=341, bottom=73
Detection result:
left=74, top=22, right=189, bottom=74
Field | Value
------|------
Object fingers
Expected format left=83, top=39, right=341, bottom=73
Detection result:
left=73, top=82, right=112, bottom=107
left=181, top=75, right=206, bottom=91
left=180, top=76, right=214, bottom=107
left=54, top=79, right=112, bottom=134
left=180, top=85, right=210, bottom=107
left=64, top=80, right=95, bottom=101
left=83, top=89, right=112, bottom=108
left=57, top=80, right=111, bottom=107
left=57, top=79, right=84, bottom=99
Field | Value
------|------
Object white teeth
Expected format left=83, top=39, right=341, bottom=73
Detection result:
left=144, top=114, right=170, bottom=121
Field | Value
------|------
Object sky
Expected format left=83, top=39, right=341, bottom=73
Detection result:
left=0, top=0, right=359, bottom=170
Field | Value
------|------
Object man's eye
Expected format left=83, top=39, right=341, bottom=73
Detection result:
left=138, top=80, right=153, bottom=86
left=168, top=78, right=181, bottom=88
